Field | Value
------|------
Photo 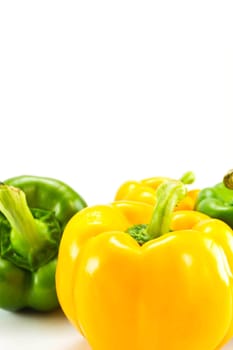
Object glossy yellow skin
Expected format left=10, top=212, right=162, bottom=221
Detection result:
left=115, top=176, right=200, bottom=210
left=56, top=201, right=233, bottom=350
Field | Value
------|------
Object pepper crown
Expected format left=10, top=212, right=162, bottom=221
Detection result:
left=0, top=183, right=61, bottom=271
left=127, top=181, right=187, bottom=245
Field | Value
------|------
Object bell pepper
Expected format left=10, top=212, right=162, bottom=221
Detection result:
left=195, top=169, right=233, bottom=229
left=56, top=180, right=233, bottom=350
left=0, top=175, right=87, bottom=311
left=115, top=171, right=200, bottom=210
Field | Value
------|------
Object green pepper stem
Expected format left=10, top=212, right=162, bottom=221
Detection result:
left=0, top=184, right=44, bottom=257
left=180, top=171, right=195, bottom=185
left=0, top=183, right=61, bottom=272
left=146, top=181, right=187, bottom=239
left=223, top=170, right=233, bottom=190
left=0, top=184, right=41, bottom=254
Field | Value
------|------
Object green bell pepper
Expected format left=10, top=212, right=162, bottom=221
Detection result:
left=0, top=175, right=87, bottom=312
left=195, top=170, right=233, bottom=229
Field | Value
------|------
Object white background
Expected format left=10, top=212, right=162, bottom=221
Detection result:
left=0, top=1, right=233, bottom=349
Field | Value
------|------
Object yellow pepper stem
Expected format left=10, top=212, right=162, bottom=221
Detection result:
left=127, top=181, right=187, bottom=244
left=179, top=171, right=195, bottom=185
left=147, top=181, right=187, bottom=239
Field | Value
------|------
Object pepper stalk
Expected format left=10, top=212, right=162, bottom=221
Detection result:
left=0, top=183, right=61, bottom=272
left=223, top=169, right=233, bottom=190
left=179, top=171, right=195, bottom=185
left=127, top=181, right=187, bottom=244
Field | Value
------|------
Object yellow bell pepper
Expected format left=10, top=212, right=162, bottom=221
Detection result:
left=56, top=181, right=233, bottom=350
left=115, top=171, right=200, bottom=210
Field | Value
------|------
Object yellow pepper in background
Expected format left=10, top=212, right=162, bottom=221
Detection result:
left=56, top=181, right=233, bottom=350
left=115, top=171, right=200, bottom=210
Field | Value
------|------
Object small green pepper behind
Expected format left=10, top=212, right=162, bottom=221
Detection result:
left=0, top=175, right=87, bottom=311
left=195, top=170, right=233, bottom=229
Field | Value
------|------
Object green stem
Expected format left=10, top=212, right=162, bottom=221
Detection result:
left=147, top=181, right=187, bottom=239
left=0, top=182, right=63, bottom=274
left=127, top=181, right=187, bottom=244
left=0, top=184, right=43, bottom=256
left=180, top=171, right=195, bottom=185
left=223, top=170, right=233, bottom=190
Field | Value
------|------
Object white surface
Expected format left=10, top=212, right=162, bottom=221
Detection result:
left=0, top=0, right=233, bottom=349
left=0, top=309, right=90, bottom=350
left=0, top=309, right=232, bottom=350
